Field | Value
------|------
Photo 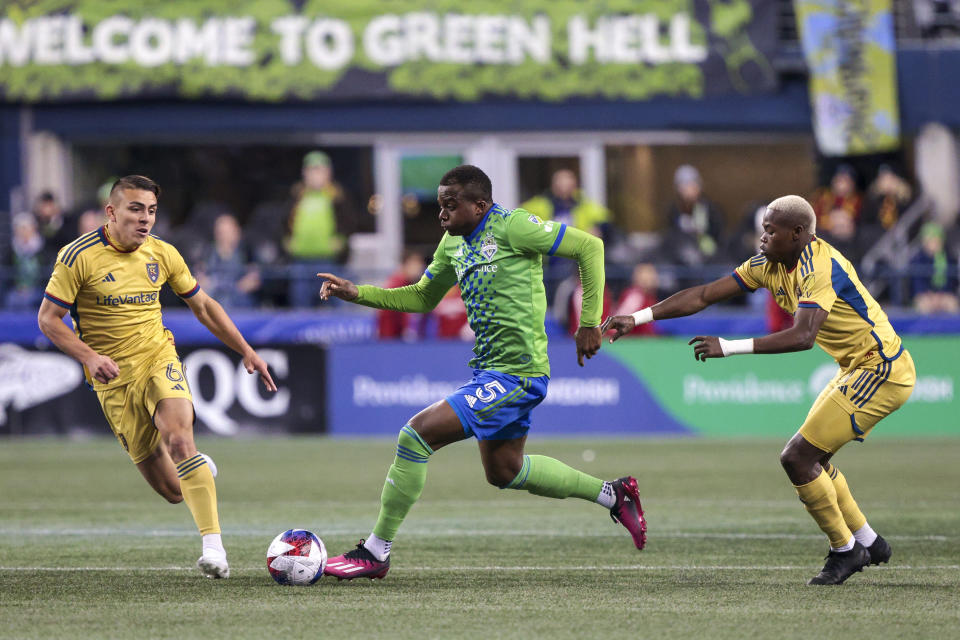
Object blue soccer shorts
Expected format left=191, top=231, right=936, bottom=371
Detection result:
left=446, top=369, right=549, bottom=441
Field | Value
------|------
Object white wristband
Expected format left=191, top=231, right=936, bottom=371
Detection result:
left=718, top=337, right=754, bottom=357
left=630, top=307, right=654, bottom=326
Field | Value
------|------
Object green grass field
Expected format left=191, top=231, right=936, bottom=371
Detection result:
left=1, top=437, right=958, bottom=639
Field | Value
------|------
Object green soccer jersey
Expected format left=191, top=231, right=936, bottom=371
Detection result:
left=353, top=204, right=604, bottom=377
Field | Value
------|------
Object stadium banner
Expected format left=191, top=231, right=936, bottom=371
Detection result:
left=0, top=343, right=327, bottom=436
left=326, top=341, right=692, bottom=437
left=0, top=1, right=777, bottom=103
left=327, top=337, right=958, bottom=438
left=794, top=0, right=900, bottom=155
left=3, top=338, right=954, bottom=438
left=605, top=337, right=957, bottom=437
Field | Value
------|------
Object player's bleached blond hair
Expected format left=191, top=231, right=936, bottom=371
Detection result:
left=767, top=195, right=816, bottom=234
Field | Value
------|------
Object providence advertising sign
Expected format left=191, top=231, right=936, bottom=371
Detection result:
left=0, top=0, right=776, bottom=102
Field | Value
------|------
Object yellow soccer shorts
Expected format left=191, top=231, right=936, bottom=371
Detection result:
left=96, top=358, right=193, bottom=464
left=799, top=350, right=916, bottom=453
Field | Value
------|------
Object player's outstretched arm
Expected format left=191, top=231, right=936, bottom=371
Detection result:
left=689, top=305, right=828, bottom=361
left=318, top=270, right=454, bottom=313
left=602, top=275, right=744, bottom=343
left=38, top=298, right=120, bottom=384
left=183, top=290, right=277, bottom=392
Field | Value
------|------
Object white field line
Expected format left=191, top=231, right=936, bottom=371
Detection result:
left=1, top=565, right=958, bottom=572
left=0, top=528, right=953, bottom=542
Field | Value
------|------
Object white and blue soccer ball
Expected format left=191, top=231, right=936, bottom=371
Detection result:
left=266, top=529, right=327, bottom=586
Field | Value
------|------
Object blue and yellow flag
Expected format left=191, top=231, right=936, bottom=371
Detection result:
left=794, top=0, right=900, bottom=155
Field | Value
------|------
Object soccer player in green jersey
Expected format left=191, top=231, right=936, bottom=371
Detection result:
left=318, top=165, right=646, bottom=580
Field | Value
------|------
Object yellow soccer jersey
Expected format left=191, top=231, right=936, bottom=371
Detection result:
left=733, top=236, right=902, bottom=370
left=43, top=226, right=199, bottom=390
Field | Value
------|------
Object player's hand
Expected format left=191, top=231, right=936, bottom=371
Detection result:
left=317, top=272, right=358, bottom=302
left=575, top=326, right=602, bottom=367
left=243, top=351, right=278, bottom=392
left=689, top=336, right=723, bottom=362
left=85, top=354, right=120, bottom=384
left=600, top=315, right=636, bottom=343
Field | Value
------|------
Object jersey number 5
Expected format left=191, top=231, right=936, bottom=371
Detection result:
left=475, top=380, right=506, bottom=403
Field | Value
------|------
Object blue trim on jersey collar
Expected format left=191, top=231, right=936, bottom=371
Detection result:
left=97, top=226, right=108, bottom=245
left=464, top=204, right=498, bottom=243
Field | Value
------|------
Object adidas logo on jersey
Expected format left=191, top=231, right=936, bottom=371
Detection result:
left=775, top=287, right=787, bottom=297
left=102, top=273, right=116, bottom=282
left=465, top=394, right=478, bottom=408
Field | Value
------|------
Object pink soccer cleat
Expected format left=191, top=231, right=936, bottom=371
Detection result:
left=609, top=476, right=646, bottom=550
left=324, top=540, right=390, bottom=581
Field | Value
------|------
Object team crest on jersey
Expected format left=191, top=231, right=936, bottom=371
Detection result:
left=146, top=262, right=160, bottom=283
left=528, top=214, right=543, bottom=225
left=480, top=232, right=498, bottom=261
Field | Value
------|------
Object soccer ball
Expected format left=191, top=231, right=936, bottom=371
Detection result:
left=266, top=529, right=327, bottom=586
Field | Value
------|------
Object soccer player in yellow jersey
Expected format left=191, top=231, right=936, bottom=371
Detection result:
left=37, top=175, right=277, bottom=579
left=603, top=195, right=915, bottom=585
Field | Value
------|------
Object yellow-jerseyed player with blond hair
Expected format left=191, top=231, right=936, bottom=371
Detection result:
left=38, top=175, right=277, bottom=579
left=603, top=194, right=915, bottom=586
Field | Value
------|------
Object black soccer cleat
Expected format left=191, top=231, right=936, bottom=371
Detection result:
left=866, top=535, right=892, bottom=566
left=806, top=541, right=871, bottom=585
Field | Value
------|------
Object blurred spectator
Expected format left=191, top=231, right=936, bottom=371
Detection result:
left=522, top=169, right=613, bottom=300
left=914, top=0, right=960, bottom=39
left=286, top=150, right=358, bottom=307
left=431, top=286, right=471, bottom=340
left=812, top=164, right=862, bottom=235
left=196, top=213, right=261, bottom=310
left=813, top=164, right=866, bottom=263
left=611, top=263, right=660, bottom=336
left=664, top=165, right=725, bottom=265
left=911, top=222, right=959, bottom=313
left=32, top=191, right=73, bottom=262
left=4, top=213, right=46, bottom=309
left=861, top=165, right=914, bottom=232
left=521, top=169, right=612, bottom=238
left=77, top=208, right=105, bottom=236
left=555, top=274, right=613, bottom=335
left=377, top=250, right=428, bottom=341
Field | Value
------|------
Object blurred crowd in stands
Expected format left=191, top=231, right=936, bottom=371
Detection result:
left=3, top=148, right=959, bottom=340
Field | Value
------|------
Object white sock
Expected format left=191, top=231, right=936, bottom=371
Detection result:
left=202, top=533, right=225, bottom=556
left=831, top=536, right=855, bottom=552
left=853, top=523, right=878, bottom=547
left=363, top=533, right=391, bottom=561
left=596, top=481, right=616, bottom=509
left=198, top=453, right=218, bottom=478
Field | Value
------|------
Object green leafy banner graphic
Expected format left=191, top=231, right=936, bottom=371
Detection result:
left=0, top=0, right=776, bottom=102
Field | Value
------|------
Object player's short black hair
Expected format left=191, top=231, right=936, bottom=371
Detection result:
left=110, top=175, right=161, bottom=200
left=439, top=165, right=492, bottom=203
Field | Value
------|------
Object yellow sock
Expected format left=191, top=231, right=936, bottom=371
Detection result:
left=794, top=468, right=852, bottom=549
left=176, top=454, right=221, bottom=535
left=823, top=462, right=867, bottom=533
